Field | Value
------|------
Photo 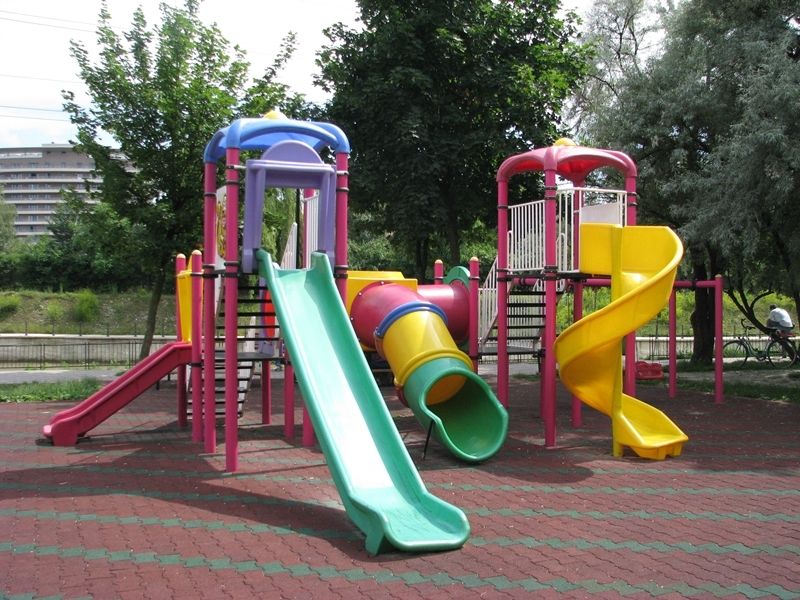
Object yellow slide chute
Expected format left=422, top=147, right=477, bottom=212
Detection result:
left=555, top=223, right=688, bottom=460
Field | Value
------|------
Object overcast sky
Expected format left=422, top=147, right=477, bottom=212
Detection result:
left=0, top=0, right=589, bottom=148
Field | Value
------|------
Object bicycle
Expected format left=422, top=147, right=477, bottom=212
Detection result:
left=722, top=319, right=797, bottom=367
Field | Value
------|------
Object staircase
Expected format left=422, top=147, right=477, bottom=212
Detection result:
left=479, top=186, right=626, bottom=364
left=480, top=276, right=546, bottom=362
left=187, top=278, right=279, bottom=417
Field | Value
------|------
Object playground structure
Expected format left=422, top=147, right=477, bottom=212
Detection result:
left=41, top=116, right=726, bottom=551
left=484, top=139, right=723, bottom=454
left=44, top=115, right=509, bottom=554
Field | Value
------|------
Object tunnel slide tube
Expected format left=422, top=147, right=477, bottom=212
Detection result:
left=350, top=282, right=508, bottom=463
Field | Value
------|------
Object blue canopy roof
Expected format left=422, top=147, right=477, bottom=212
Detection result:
left=203, top=118, right=350, bottom=162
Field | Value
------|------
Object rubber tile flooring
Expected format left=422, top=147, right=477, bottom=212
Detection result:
left=1, top=373, right=798, bottom=599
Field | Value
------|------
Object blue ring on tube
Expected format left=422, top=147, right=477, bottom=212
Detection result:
left=374, top=302, right=448, bottom=339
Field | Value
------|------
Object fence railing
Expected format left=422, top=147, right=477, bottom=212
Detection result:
left=0, top=337, right=170, bottom=370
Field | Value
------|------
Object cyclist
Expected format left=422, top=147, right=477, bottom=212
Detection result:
left=767, top=304, right=794, bottom=337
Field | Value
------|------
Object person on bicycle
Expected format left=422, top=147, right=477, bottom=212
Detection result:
left=767, top=304, right=794, bottom=337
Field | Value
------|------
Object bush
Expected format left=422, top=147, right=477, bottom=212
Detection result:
left=72, top=289, right=100, bottom=323
left=0, top=293, right=20, bottom=319
left=45, top=301, right=65, bottom=325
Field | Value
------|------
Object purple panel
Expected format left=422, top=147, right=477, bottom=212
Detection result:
left=241, top=141, right=336, bottom=272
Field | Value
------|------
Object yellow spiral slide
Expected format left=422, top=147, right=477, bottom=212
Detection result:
left=555, top=223, right=688, bottom=460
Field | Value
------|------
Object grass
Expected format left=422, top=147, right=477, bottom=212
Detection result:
left=0, top=289, right=177, bottom=336
left=0, top=379, right=104, bottom=403
left=677, top=375, right=800, bottom=404
left=514, top=362, right=800, bottom=404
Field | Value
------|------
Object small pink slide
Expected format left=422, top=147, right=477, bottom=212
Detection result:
left=43, top=341, right=191, bottom=446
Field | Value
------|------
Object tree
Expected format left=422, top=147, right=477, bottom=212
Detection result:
left=685, top=3, right=800, bottom=330
left=583, top=0, right=800, bottom=363
left=566, top=0, right=666, bottom=140
left=62, top=0, right=301, bottom=357
left=317, top=0, right=589, bottom=276
left=0, top=188, right=15, bottom=253
left=45, top=192, right=150, bottom=290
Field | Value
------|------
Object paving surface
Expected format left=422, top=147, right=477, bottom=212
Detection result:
left=1, top=369, right=799, bottom=599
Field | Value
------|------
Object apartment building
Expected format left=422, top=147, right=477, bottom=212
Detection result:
left=0, top=143, right=101, bottom=239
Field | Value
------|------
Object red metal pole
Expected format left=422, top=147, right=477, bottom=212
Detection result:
left=284, top=358, right=295, bottom=440
left=714, top=274, right=724, bottom=404
left=570, top=180, right=585, bottom=428
left=224, top=147, right=240, bottom=472
left=261, top=360, right=271, bottom=425
left=624, top=176, right=638, bottom=396
left=175, top=254, right=187, bottom=428
left=668, top=290, right=677, bottom=398
left=334, top=152, right=349, bottom=300
left=469, top=257, right=480, bottom=372
left=190, top=250, right=203, bottom=442
left=434, top=259, right=444, bottom=284
left=542, top=169, right=558, bottom=448
left=497, top=180, right=509, bottom=407
left=202, top=162, right=218, bottom=454
left=571, top=280, right=583, bottom=428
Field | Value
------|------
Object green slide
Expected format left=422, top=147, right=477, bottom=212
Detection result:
left=256, top=250, right=469, bottom=555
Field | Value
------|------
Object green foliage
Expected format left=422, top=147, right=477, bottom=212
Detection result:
left=319, top=0, right=589, bottom=276
left=72, top=289, right=100, bottom=323
left=458, top=219, right=497, bottom=275
left=0, top=293, right=20, bottom=319
left=677, top=378, right=800, bottom=405
left=0, top=379, right=103, bottom=403
left=44, top=301, right=65, bottom=326
left=260, top=189, right=298, bottom=259
left=0, top=289, right=175, bottom=335
left=60, top=1, right=300, bottom=356
left=581, top=0, right=800, bottom=362
left=348, top=211, right=411, bottom=272
left=62, top=2, right=250, bottom=271
left=0, top=191, right=15, bottom=253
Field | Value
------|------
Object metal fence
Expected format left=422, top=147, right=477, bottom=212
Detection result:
left=0, top=338, right=166, bottom=370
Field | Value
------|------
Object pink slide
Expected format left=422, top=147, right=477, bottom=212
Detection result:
left=42, top=341, right=192, bottom=446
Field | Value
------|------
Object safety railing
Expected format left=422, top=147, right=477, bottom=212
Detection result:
left=0, top=339, right=169, bottom=370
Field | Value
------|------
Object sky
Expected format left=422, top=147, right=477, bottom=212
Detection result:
left=0, top=0, right=590, bottom=148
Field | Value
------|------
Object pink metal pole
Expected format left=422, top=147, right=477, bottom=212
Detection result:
left=190, top=250, right=203, bottom=442
left=496, top=180, right=509, bottom=407
left=434, top=259, right=444, bottom=284
left=334, top=152, right=349, bottom=300
left=175, top=254, right=188, bottom=428
left=714, top=274, right=724, bottom=404
left=541, top=169, right=558, bottom=448
left=202, top=162, right=218, bottom=454
left=284, top=359, right=295, bottom=440
left=570, top=179, right=585, bottom=428
left=469, top=257, right=480, bottom=372
left=224, top=147, right=240, bottom=472
left=261, top=360, right=271, bottom=425
left=571, top=280, right=583, bottom=427
left=624, top=177, right=638, bottom=396
left=668, top=290, right=678, bottom=398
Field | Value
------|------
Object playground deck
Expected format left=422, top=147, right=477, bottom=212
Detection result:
left=2, top=373, right=799, bottom=599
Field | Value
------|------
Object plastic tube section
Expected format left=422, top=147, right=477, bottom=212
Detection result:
left=350, top=280, right=507, bottom=463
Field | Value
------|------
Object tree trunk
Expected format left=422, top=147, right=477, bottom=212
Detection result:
left=414, top=237, right=430, bottom=280
left=690, top=258, right=715, bottom=364
left=445, top=216, right=460, bottom=269
left=139, top=268, right=167, bottom=360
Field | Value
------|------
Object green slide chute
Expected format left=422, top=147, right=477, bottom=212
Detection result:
left=256, top=250, right=469, bottom=555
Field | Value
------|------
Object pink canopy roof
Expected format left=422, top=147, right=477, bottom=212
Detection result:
left=496, top=144, right=636, bottom=183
